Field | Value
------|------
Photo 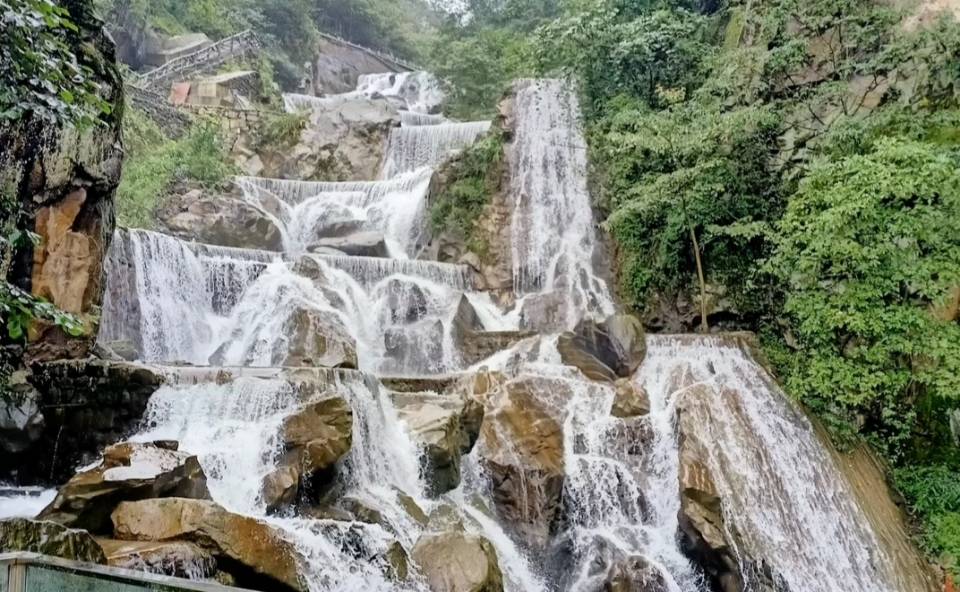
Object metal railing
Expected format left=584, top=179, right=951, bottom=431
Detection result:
left=134, top=30, right=262, bottom=91
left=316, top=31, right=419, bottom=72
left=0, top=552, right=252, bottom=592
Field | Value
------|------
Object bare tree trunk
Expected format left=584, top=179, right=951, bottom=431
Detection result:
left=690, top=226, right=709, bottom=333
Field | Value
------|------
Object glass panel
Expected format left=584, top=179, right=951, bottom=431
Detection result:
left=1, top=563, right=8, bottom=592
left=24, top=566, right=161, bottom=592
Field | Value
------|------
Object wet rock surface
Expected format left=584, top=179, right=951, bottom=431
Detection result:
left=157, top=188, right=284, bottom=251
left=39, top=441, right=210, bottom=533
left=412, top=531, right=504, bottom=592
left=0, top=518, right=107, bottom=564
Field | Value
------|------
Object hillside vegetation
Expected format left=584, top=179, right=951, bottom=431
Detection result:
left=432, top=0, right=960, bottom=574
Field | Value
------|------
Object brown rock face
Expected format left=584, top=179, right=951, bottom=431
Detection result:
left=604, top=556, right=670, bottom=592
left=391, top=390, right=484, bottom=495
left=676, top=386, right=744, bottom=592
left=283, top=308, right=359, bottom=369
left=412, top=532, right=504, bottom=592
left=473, top=373, right=565, bottom=547
left=157, top=188, right=284, bottom=251
left=0, top=518, right=107, bottom=564
left=260, top=396, right=353, bottom=511
left=39, top=441, right=210, bottom=534
left=111, top=498, right=303, bottom=591
left=611, top=378, right=651, bottom=419
left=1, top=0, right=123, bottom=361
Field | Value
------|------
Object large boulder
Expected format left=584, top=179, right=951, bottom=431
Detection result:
left=391, top=391, right=484, bottom=495
left=284, top=307, right=358, bottom=369
left=39, top=441, right=210, bottom=533
left=611, top=378, right=651, bottom=419
left=156, top=189, right=284, bottom=251
left=471, top=372, right=565, bottom=547
left=0, top=518, right=107, bottom=563
left=310, top=231, right=389, bottom=258
left=604, top=556, right=670, bottom=592
left=112, top=498, right=303, bottom=591
left=260, top=396, right=353, bottom=512
left=411, top=532, right=503, bottom=592
left=97, top=538, right=217, bottom=579
left=557, top=315, right=647, bottom=382
left=244, top=97, right=400, bottom=182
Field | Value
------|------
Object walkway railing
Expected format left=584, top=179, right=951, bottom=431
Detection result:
left=0, top=552, right=252, bottom=592
left=134, top=30, right=262, bottom=91
left=317, top=31, right=419, bottom=72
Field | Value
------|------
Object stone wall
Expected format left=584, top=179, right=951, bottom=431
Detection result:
left=0, top=360, right=164, bottom=484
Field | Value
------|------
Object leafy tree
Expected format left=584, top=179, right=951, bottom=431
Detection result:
left=768, top=138, right=960, bottom=454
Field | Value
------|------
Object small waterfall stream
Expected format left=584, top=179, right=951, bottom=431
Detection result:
left=64, top=73, right=920, bottom=592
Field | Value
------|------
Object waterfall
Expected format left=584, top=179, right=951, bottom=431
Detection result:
left=636, top=335, right=905, bottom=592
left=401, top=112, right=446, bottom=127
left=381, top=121, right=492, bottom=179
left=506, top=79, right=615, bottom=329
left=284, top=71, right=445, bottom=115
left=236, top=170, right=434, bottom=258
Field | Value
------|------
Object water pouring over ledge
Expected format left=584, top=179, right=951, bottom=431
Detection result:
left=79, top=72, right=934, bottom=592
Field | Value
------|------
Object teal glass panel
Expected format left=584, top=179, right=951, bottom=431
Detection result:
left=1, top=564, right=8, bottom=592
left=24, top=566, right=162, bottom=592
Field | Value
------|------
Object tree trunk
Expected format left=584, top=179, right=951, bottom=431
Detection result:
left=690, top=226, right=709, bottom=333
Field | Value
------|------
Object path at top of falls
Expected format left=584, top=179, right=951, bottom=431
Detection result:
left=81, top=73, right=924, bottom=592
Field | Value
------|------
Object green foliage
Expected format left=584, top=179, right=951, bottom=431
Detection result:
left=257, top=111, right=308, bottom=150
left=0, top=0, right=113, bottom=125
left=535, top=5, right=708, bottom=113
left=896, top=465, right=960, bottom=572
left=116, top=111, right=235, bottom=228
left=428, top=27, right=534, bottom=119
left=600, top=93, right=782, bottom=309
left=768, top=139, right=960, bottom=454
left=430, top=131, right=504, bottom=242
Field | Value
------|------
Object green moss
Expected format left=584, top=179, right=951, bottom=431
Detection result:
left=429, top=131, right=504, bottom=244
left=257, top=111, right=308, bottom=151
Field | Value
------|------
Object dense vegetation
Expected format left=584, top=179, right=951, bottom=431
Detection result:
left=429, top=0, right=960, bottom=573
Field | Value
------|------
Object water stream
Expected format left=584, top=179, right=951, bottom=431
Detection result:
left=75, top=74, right=921, bottom=592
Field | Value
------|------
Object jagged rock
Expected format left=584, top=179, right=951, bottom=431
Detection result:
left=156, top=189, right=284, bottom=251
left=247, top=97, right=400, bottom=182
left=0, top=518, right=107, bottom=563
left=310, top=231, right=389, bottom=258
left=94, top=339, right=139, bottom=362
left=261, top=465, right=300, bottom=514
left=386, top=280, right=429, bottom=324
left=282, top=307, right=358, bottom=369
left=391, top=391, right=484, bottom=495
left=604, top=556, right=670, bottom=592
left=557, top=316, right=647, bottom=382
left=611, top=379, right=651, bottom=418
left=39, top=441, right=210, bottom=533
left=471, top=372, right=565, bottom=547
left=112, top=498, right=303, bottom=591
left=261, top=396, right=353, bottom=511
left=676, top=385, right=743, bottom=592
left=0, top=371, right=44, bottom=455
left=98, top=538, right=217, bottom=578
left=518, top=292, right=568, bottom=331
left=411, top=532, right=504, bottom=592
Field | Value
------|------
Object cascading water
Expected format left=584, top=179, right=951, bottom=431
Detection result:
left=82, top=66, right=927, bottom=592
left=381, top=121, right=492, bottom=178
left=506, top=79, right=615, bottom=330
left=236, top=170, right=434, bottom=258
left=636, top=335, right=907, bottom=592
left=283, top=71, right=445, bottom=116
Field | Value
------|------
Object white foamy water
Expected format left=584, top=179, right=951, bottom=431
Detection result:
left=284, top=71, right=445, bottom=115
left=381, top=121, right=492, bottom=179
left=637, top=335, right=904, bottom=592
left=0, top=488, right=56, bottom=519
left=505, top=79, right=615, bottom=330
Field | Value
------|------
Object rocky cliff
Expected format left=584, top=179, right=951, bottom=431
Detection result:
left=1, top=0, right=124, bottom=362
